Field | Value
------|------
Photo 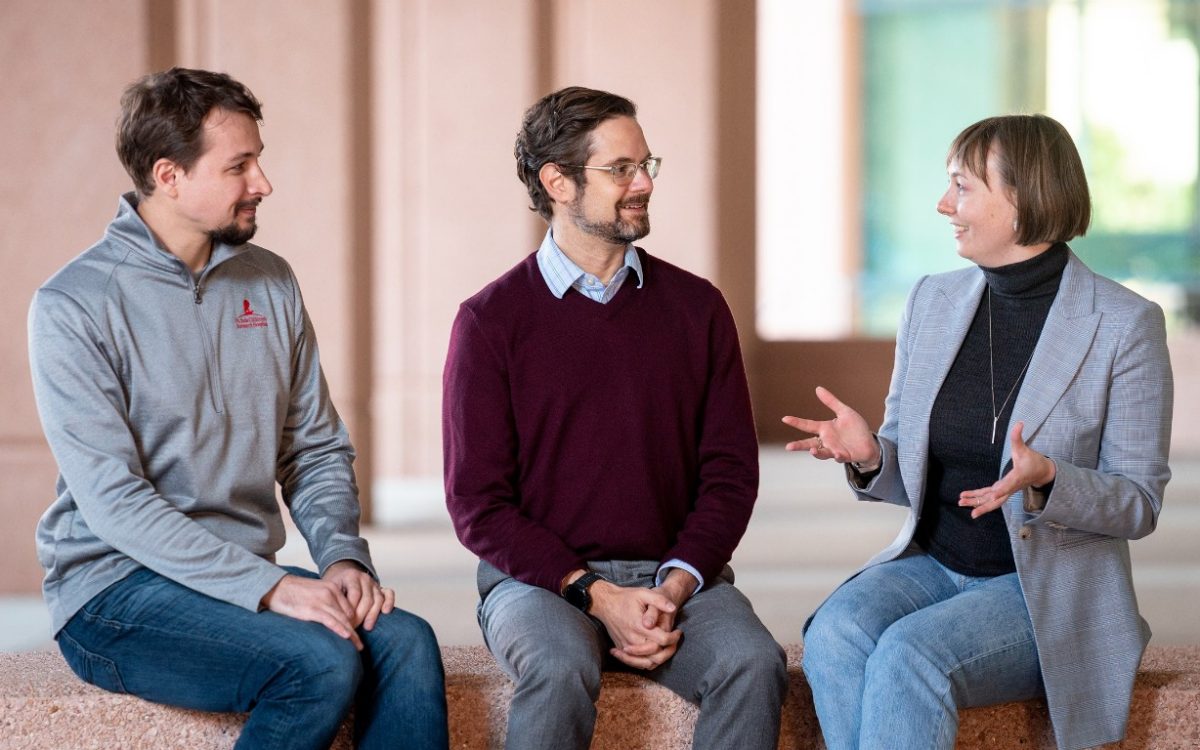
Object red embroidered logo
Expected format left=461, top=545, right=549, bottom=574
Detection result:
left=235, top=299, right=268, bottom=329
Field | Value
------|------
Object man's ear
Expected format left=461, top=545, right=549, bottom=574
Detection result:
left=151, top=158, right=182, bottom=197
left=539, top=162, right=577, bottom=206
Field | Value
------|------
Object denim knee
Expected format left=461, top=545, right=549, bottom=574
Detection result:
left=280, top=629, right=364, bottom=708
left=381, top=609, right=440, bottom=655
left=368, top=609, right=444, bottom=679
left=866, top=627, right=944, bottom=689
left=803, top=607, right=857, bottom=678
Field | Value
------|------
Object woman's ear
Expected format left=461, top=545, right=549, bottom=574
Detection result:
left=1004, top=184, right=1020, bottom=236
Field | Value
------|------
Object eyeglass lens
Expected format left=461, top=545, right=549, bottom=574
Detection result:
left=615, top=157, right=660, bottom=183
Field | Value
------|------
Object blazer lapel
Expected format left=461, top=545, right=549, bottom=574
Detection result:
left=900, top=270, right=985, bottom=506
left=1006, top=253, right=1100, bottom=463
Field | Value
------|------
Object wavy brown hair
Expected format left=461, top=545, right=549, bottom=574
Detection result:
left=515, top=86, right=637, bottom=221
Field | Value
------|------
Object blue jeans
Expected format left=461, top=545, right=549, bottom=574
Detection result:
left=802, top=551, right=1043, bottom=750
left=57, top=566, right=448, bottom=750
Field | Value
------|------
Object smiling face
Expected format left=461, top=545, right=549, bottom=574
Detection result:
left=174, top=108, right=273, bottom=246
left=936, top=148, right=1022, bottom=268
left=563, top=115, right=654, bottom=246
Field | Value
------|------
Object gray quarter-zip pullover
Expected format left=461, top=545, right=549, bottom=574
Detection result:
left=29, top=193, right=373, bottom=634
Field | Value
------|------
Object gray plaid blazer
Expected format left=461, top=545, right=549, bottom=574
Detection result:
left=837, top=250, right=1173, bottom=750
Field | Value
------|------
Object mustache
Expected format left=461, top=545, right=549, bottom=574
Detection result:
left=236, top=199, right=262, bottom=212
left=617, top=195, right=650, bottom=208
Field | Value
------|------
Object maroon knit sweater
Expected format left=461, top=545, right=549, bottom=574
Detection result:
left=443, top=250, right=759, bottom=593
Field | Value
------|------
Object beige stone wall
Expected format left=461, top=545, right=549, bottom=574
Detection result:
left=368, top=0, right=543, bottom=485
left=0, top=0, right=755, bottom=592
left=3, top=1, right=1196, bottom=595
left=0, top=1, right=152, bottom=593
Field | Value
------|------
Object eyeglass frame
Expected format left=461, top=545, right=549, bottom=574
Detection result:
left=556, top=156, right=662, bottom=185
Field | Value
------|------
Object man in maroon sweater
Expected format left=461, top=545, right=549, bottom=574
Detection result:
left=443, top=87, right=787, bottom=750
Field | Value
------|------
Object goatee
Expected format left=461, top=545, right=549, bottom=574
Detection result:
left=567, top=193, right=651, bottom=244
left=209, top=201, right=260, bottom=247
left=208, top=223, right=257, bottom=247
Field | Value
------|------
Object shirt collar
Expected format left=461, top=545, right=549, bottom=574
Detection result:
left=535, top=228, right=644, bottom=299
left=112, top=192, right=248, bottom=276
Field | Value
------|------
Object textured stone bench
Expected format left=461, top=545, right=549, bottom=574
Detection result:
left=2, top=645, right=1197, bottom=748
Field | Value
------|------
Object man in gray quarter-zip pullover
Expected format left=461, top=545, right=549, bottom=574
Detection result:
left=27, top=68, right=448, bottom=750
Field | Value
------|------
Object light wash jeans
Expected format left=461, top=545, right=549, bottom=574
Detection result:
left=57, top=566, right=449, bottom=750
left=802, top=550, right=1043, bottom=750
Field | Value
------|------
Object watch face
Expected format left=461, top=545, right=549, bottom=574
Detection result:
left=565, top=572, right=601, bottom=611
left=564, top=582, right=590, bottom=611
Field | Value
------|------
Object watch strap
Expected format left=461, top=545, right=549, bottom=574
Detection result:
left=564, top=571, right=604, bottom=611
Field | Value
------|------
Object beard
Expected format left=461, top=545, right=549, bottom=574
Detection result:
left=567, top=189, right=651, bottom=244
left=208, top=201, right=260, bottom=246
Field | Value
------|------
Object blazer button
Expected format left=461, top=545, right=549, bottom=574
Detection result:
left=1019, top=526, right=1032, bottom=540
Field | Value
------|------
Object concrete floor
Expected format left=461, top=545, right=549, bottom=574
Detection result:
left=3, top=451, right=1197, bottom=652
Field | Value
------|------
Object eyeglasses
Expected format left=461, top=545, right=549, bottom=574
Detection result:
left=559, top=156, right=662, bottom=185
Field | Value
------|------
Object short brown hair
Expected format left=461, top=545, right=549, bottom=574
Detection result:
left=515, top=86, right=637, bottom=221
left=947, top=114, right=1091, bottom=245
left=117, top=67, right=263, bottom=196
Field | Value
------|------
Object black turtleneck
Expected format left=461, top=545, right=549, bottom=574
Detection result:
left=915, top=243, right=1069, bottom=577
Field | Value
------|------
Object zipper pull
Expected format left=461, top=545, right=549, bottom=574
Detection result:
left=193, top=282, right=203, bottom=304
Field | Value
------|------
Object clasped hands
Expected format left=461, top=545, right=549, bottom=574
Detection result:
left=783, top=386, right=1056, bottom=518
left=576, top=568, right=695, bottom=671
left=260, top=560, right=395, bottom=651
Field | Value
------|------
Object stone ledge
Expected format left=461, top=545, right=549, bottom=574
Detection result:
left=2, top=645, right=1197, bottom=749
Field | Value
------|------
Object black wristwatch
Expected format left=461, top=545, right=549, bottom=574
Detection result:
left=563, top=571, right=606, bottom=612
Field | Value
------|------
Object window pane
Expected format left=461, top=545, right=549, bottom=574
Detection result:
left=756, top=0, right=854, bottom=340
left=860, top=0, right=1200, bottom=334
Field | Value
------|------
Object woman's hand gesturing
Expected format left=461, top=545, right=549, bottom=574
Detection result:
left=782, top=386, right=880, bottom=470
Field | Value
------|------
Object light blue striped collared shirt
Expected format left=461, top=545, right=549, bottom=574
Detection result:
left=534, top=228, right=704, bottom=593
left=535, top=228, right=644, bottom=303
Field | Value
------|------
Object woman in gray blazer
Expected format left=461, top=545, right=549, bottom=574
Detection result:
left=784, top=114, right=1173, bottom=750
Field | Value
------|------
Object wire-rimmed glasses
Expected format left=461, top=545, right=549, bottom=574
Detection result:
left=558, top=156, right=661, bottom=185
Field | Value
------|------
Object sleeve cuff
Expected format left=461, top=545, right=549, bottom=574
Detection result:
left=1022, top=460, right=1057, bottom=514
left=318, top=549, right=378, bottom=581
left=1023, top=483, right=1054, bottom=513
left=249, top=565, right=290, bottom=612
left=846, top=434, right=884, bottom=488
left=656, top=559, right=704, bottom=594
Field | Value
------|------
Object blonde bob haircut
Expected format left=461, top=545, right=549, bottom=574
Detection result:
left=947, top=114, right=1091, bottom=246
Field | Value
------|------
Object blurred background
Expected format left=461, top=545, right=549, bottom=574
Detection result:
left=2, top=0, right=1197, bottom=651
